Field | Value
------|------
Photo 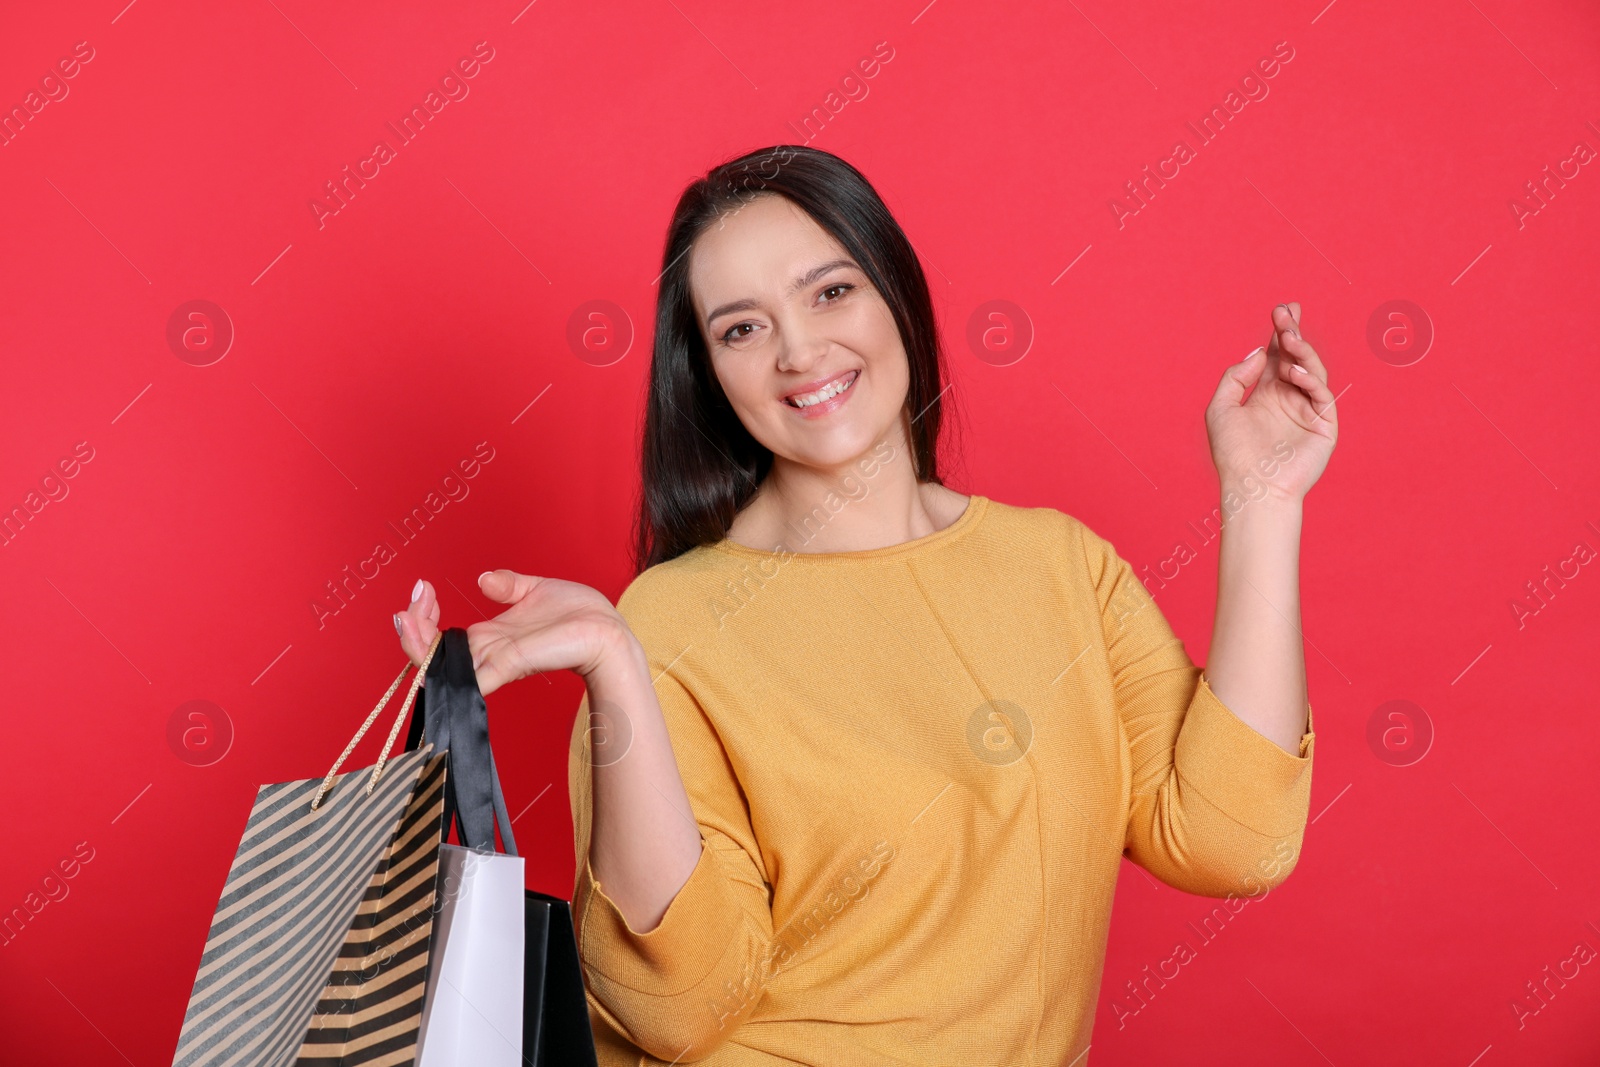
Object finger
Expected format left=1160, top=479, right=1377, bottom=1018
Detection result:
left=395, top=608, right=438, bottom=668
left=1272, top=303, right=1300, bottom=341
left=1264, top=303, right=1302, bottom=384
left=417, top=581, right=445, bottom=636
left=403, top=581, right=431, bottom=643
left=472, top=644, right=506, bottom=698
left=397, top=579, right=441, bottom=666
left=1279, top=328, right=1328, bottom=385
left=1209, top=345, right=1268, bottom=412
left=479, top=568, right=544, bottom=605
left=1260, top=325, right=1283, bottom=385
left=467, top=627, right=525, bottom=698
left=466, top=622, right=510, bottom=672
left=468, top=615, right=564, bottom=699
left=410, top=578, right=436, bottom=617
left=1282, top=348, right=1338, bottom=427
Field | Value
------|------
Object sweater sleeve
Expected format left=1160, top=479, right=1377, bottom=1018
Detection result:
left=568, top=666, right=776, bottom=1062
left=1078, top=519, right=1316, bottom=898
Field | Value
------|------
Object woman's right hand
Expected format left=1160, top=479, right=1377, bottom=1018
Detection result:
left=394, top=570, right=632, bottom=697
left=399, top=569, right=703, bottom=937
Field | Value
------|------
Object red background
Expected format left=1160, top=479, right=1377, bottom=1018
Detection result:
left=3, top=1, right=1598, bottom=1064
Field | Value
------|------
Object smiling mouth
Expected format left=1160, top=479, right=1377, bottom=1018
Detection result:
left=784, top=369, right=860, bottom=408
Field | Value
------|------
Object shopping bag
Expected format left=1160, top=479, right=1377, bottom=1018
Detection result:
left=416, top=843, right=526, bottom=1065
left=170, top=633, right=450, bottom=1067
left=406, top=626, right=598, bottom=1067
left=521, top=887, right=597, bottom=1067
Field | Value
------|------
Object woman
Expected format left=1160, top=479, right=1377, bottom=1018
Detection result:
left=395, top=144, right=1337, bottom=1065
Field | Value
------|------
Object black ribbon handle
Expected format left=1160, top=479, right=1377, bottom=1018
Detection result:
left=405, top=627, right=519, bottom=856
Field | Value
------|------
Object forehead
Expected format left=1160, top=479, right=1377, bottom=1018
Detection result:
left=688, top=194, right=849, bottom=311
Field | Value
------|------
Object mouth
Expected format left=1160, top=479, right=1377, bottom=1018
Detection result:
left=783, top=369, right=860, bottom=409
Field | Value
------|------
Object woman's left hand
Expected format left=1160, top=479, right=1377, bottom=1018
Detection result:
left=1204, top=301, right=1339, bottom=503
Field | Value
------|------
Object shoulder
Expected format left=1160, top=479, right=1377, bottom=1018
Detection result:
left=615, top=547, right=725, bottom=615
left=611, top=545, right=735, bottom=654
left=976, top=494, right=1098, bottom=553
left=975, top=494, right=1130, bottom=587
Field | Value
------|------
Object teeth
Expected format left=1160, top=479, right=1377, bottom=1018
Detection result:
left=789, top=371, right=856, bottom=408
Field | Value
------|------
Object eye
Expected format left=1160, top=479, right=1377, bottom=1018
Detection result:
left=715, top=282, right=855, bottom=346
left=719, top=321, right=760, bottom=346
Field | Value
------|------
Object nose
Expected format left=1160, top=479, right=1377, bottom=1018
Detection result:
left=775, top=315, right=830, bottom=376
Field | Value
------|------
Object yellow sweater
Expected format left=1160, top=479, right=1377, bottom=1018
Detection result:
left=567, top=494, right=1315, bottom=1065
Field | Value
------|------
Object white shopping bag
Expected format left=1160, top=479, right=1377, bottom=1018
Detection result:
left=417, top=843, right=527, bottom=1066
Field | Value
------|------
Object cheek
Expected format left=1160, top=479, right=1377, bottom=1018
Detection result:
left=711, top=357, right=769, bottom=414
left=857, top=309, right=908, bottom=393
left=846, top=302, right=903, bottom=365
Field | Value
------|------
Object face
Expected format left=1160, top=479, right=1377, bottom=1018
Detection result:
left=688, top=194, right=909, bottom=476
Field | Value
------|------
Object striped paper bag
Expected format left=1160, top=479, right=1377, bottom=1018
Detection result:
left=294, top=750, right=447, bottom=1064
left=172, top=636, right=451, bottom=1067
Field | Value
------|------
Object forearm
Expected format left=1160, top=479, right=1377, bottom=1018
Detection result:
left=582, top=630, right=705, bottom=932
left=1204, top=492, right=1308, bottom=755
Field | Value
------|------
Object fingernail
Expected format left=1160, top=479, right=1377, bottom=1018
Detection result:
left=393, top=613, right=403, bottom=635
left=1292, top=364, right=1308, bottom=374
left=477, top=570, right=493, bottom=585
left=411, top=579, right=423, bottom=602
left=1243, top=345, right=1263, bottom=363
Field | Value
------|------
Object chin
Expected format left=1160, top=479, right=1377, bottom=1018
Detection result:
left=778, top=424, right=894, bottom=472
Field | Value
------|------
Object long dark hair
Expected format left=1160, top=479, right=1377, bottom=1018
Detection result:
left=631, top=144, right=957, bottom=574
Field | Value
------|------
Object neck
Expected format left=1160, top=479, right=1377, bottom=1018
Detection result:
left=730, top=419, right=961, bottom=555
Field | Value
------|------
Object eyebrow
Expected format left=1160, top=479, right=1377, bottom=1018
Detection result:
left=703, top=257, right=860, bottom=329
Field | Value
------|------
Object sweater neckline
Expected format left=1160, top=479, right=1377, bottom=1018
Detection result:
left=707, top=493, right=989, bottom=563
